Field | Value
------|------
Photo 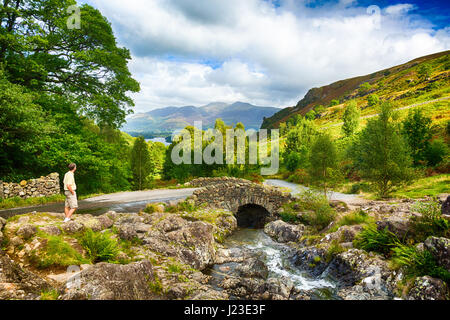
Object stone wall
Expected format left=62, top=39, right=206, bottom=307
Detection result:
left=0, top=173, right=60, bottom=200
left=190, top=177, right=294, bottom=219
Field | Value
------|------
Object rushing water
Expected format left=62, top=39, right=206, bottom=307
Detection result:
left=208, top=228, right=338, bottom=300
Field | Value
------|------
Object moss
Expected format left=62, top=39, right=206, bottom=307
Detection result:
left=147, top=274, right=164, bottom=295
left=40, top=289, right=60, bottom=300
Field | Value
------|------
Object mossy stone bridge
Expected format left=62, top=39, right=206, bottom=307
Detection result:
left=187, top=177, right=294, bottom=228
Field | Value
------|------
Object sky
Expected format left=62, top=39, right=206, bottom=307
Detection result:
left=81, top=0, right=450, bottom=112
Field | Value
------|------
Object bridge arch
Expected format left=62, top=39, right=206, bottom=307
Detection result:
left=189, top=177, right=294, bottom=228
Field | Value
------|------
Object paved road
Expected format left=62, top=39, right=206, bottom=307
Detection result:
left=323, top=96, right=450, bottom=129
left=0, top=188, right=198, bottom=219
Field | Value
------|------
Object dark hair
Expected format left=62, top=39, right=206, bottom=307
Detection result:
left=68, top=163, right=77, bottom=171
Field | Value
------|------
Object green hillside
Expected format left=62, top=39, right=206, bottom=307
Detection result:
left=262, top=50, right=450, bottom=130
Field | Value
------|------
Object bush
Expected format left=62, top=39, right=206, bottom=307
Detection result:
left=286, top=152, right=302, bottom=172
left=425, top=139, right=448, bottom=167
left=143, top=203, right=164, bottom=214
left=353, top=224, right=400, bottom=255
left=392, top=244, right=450, bottom=283
left=296, top=190, right=336, bottom=230
left=410, top=199, right=450, bottom=242
left=79, top=229, right=120, bottom=263
left=349, top=182, right=371, bottom=194
left=287, top=169, right=310, bottom=185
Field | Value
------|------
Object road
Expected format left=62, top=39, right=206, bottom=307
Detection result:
left=323, top=96, right=450, bottom=129
left=0, top=188, right=198, bottom=219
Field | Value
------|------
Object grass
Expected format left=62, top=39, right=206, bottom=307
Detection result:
left=353, top=224, right=401, bottom=255
left=410, top=199, right=450, bottom=242
left=40, top=289, right=60, bottom=300
left=0, top=194, right=66, bottom=210
left=391, top=174, right=449, bottom=199
left=328, top=210, right=373, bottom=233
left=31, top=234, right=89, bottom=269
left=79, top=229, right=120, bottom=263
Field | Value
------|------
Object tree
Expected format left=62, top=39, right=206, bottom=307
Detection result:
left=425, top=139, right=448, bottom=167
left=285, top=118, right=319, bottom=155
left=0, top=0, right=140, bottom=128
left=402, top=109, right=433, bottom=165
left=417, top=64, right=433, bottom=81
left=342, top=101, right=360, bottom=137
left=314, top=105, right=326, bottom=114
left=308, top=134, right=341, bottom=195
left=131, top=137, right=153, bottom=190
left=350, top=103, right=414, bottom=198
left=286, top=152, right=302, bottom=172
left=358, top=82, right=371, bottom=95
left=367, top=94, right=380, bottom=107
left=305, top=110, right=316, bottom=120
left=329, top=100, right=340, bottom=107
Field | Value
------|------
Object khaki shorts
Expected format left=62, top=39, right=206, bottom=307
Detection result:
left=64, top=191, right=78, bottom=209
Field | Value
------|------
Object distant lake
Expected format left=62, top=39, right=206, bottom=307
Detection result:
left=146, top=137, right=171, bottom=146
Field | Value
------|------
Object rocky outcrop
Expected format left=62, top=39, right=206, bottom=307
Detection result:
left=0, top=173, right=60, bottom=200
left=0, top=251, right=53, bottom=300
left=264, top=220, right=306, bottom=243
left=442, top=196, right=450, bottom=216
left=61, top=260, right=157, bottom=300
left=376, top=216, right=412, bottom=240
left=407, top=276, right=448, bottom=300
left=424, top=237, right=450, bottom=271
left=236, top=256, right=269, bottom=279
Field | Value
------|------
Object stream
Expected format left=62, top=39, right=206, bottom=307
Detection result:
left=207, top=228, right=338, bottom=300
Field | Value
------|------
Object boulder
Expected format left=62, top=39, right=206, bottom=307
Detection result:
left=39, top=225, right=62, bottom=236
left=292, top=246, right=328, bottom=277
left=321, top=225, right=363, bottom=244
left=442, top=195, right=450, bottom=216
left=0, top=251, right=53, bottom=300
left=117, top=224, right=138, bottom=240
left=264, top=220, right=305, bottom=243
left=61, top=260, right=158, bottom=300
left=16, top=224, right=37, bottom=240
left=62, top=221, right=85, bottom=234
left=376, top=216, right=412, bottom=240
left=424, top=237, right=450, bottom=271
left=0, top=217, right=6, bottom=230
left=236, top=257, right=269, bottom=279
left=407, top=276, right=448, bottom=300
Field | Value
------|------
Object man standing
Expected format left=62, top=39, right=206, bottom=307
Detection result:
left=63, top=163, right=78, bottom=223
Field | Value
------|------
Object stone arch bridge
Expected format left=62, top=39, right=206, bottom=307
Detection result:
left=187, top=177, right=294, bottom=228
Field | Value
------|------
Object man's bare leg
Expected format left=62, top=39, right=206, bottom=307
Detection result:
left=67, top=208, right=77, bottom=219
left=64, top=206, right=70, bottom=218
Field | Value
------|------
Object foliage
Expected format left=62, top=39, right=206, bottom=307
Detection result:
left=342, top=101, right=360, bottom=137
left=40, top=290, right=60, bottom=301
left=79, top=229, right=120, bottom=263
left=417, top=64, right=433, bottom=81
left=358, top=82, right=371, bottom=95
left=353, top=224, right=400, bottom=255
left=410, top=199, right=450, bottom=242
left=295, top=190, right=336, bottom=230
left=402, top=109, right=433, bottom=165
left=424, top=139, right=449, bottom=167
left=308, top=134, right=342, bottom=194
left=334, top=210, right=371, bottom=229
left=285, top=151, right=303, bottom=172
left=392, top=245, right=450, bottom=283
left=349, top=103, right=414, bottom=198
left=0, top=194, right=65, bottom=210
left=367, top=94, right=380, bottom=107
left=32, top=235, right=88, bottom=269
left=326, top=240, right=345, bottom=262
left=131, top=136, right=154, bottom=190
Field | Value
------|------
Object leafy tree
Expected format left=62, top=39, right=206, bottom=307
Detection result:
left=417, top=64, right=433, bottom=81
left=285, top=118, right=319, bottom=155
left=131, top=137, right=153, bottom=190
left=367, top=94, right=380, bottom=107
left=305, top=110, right=316, bottom=120
left=358, top=82, right=371, bottom=95
left=342, top=101, right=360, bottom=137
left=314, top=105, right=326, bottom=114
left=425, top=139, right=448, bottom=167
left=308, top=134, right=341, bottom=195
left=402, top=109, right=433, bottom=165
left=286, top=152, right=302, bottom=172
left=0, top=0, right=140, bottom=128
left=329, top=100, right=340, bottom=107
left=350, top=103, right=414, bottom=198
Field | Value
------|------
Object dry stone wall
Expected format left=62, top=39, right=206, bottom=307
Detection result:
left=0, top=173, right=60, bottom=200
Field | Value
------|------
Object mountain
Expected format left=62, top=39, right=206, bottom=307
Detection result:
left=123, top=102, right=280, bottom=134
left=261, top=50, right=450, bottom=129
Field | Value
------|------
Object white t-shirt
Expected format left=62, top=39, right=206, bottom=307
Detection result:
left=63, top=171, right=77, bottom=191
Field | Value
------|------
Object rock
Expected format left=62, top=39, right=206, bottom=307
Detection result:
left=292, top=247, right=328, bottom=277
left=16, top=224, right=37, bottom=240
left=376, top=216, right=412, bottom=240
left=236, top=257, right=269, bottom=279
left=61, top=260, right=158, bottom=300
left=0, top=217, right=6, bottom=230
left=321, top=225, right=363, bottom=244
left=0, top=251, right=53, bottom=300
left=442, top=196, right=450, bottom=216
left=329, top=200, right=349, bottom=212
left=117, top=224, right=138, bottom=240
left=424, top=237, right=450, bottom=271
left=264, top=220, right=305, bottom=243
left=407, top=276, right=448, bottom=300
left=62, top=221, right=85, bottom=234
left=40, top=225, right=62, bottom=236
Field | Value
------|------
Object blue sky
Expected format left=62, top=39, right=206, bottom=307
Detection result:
left=82, top=0, right=449, bottom=112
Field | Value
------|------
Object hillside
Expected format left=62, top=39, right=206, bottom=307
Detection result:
left=262, top=50, right=450, bottom=129
left=123, top=102, right=280, bottom=134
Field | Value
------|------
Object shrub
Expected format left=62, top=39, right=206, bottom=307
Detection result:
left=287, top=169, right=310, bottom=185
left=425, top=139, right=448, bottom=167
left=392, top=244, right=450, bottom=283
left=353, top=224, right=400, bottom=255
left=143, top=203, right=163, bottom=214
left=336, top=210, right=371, bottom=228
left=410, top=199, right=450, bottom=242
left=286, top=152, right=302, bottom=172
left=326, top=240, right=345, bottom=262
left=296, top=190, right=336, bottom=231
left=79, top=229, right=120, bottom=263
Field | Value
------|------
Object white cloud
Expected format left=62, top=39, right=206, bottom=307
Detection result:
left=84, top=0, right=450, bottom=112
